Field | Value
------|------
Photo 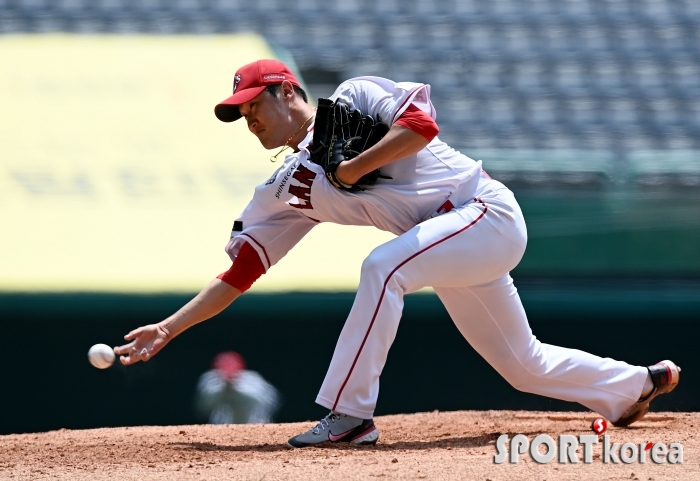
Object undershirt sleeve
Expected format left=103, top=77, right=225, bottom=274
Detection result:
left=394, top=103, right=439, bottom=141
left=217, top=241, right=265, bottom=293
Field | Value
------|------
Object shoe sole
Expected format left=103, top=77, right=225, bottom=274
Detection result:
left=286, top=428, right=379, bottom=449
left=350, top=428, right=379, bottom=445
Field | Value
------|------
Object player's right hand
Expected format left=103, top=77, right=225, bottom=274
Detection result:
left=114, top=323, right=171, bottom=366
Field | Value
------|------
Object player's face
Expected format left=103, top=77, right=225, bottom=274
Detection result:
left=238, top=89, right=292, bottom=150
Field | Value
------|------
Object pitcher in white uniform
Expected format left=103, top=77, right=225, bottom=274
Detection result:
left=114, top=59, right=680, bottom=448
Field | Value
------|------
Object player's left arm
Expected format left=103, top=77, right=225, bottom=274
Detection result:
left=335, top=124, right=429, bottom=185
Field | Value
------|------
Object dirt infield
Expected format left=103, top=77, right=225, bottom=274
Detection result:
left=0, top=410, right=696, bottom=480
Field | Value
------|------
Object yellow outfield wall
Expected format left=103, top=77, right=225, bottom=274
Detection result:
left=0, top=34, right=394, bottom=292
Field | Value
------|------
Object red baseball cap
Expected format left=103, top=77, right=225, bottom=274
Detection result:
left=215, top=59, right=302, bottom=122
left=212, top=351, right=245, bottom=380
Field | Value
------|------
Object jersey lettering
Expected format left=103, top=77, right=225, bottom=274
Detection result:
left=287, top=164, right=316, bottom=209
left=287, top=185, right=312, bottom=209
left=292, top=164, right=316, bottom=187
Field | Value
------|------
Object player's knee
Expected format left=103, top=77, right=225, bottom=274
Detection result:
left=498, top=365, right=526, bottom=391
left=502, top=369, right=539, bottom=393
left=506, top=375, right=531, bottom=393
left=360, top=244, right=422, bottom=293
left=360, top=248, right=390, bottom=279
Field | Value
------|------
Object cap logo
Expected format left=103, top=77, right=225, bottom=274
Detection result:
left=233, top=74, right=241, bottom=93
left=263, top=74, right=286, bottom=82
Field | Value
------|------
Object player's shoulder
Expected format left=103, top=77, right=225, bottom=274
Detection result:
left=235, top=370, right=273, bottom=393
left=331, top=76, right=432, bottom=123
left=333, top=76, right=426, bottom=99
left=196, top=370, right=228, bottom=391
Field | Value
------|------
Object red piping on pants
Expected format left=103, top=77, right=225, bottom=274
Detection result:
left=332, top=199, right=488, bottom=411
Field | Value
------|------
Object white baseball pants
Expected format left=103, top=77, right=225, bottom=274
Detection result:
left=316, top=180, right=648, bottom=422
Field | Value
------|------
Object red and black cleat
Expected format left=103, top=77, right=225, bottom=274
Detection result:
left=612, top=360, right=681, bottom=427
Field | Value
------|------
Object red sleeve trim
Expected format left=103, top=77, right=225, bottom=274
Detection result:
left=392, top=85, right=425, bottom=123
left=217, top=241, right=265, bottom=293
left=238, top=233, right=271, bottom=267
left=394, top=103, right=439, bottom=142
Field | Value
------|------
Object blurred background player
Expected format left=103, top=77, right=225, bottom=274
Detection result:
left=194, top=351, right=281, bottom=424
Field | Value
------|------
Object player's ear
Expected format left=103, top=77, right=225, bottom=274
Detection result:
left=280, top=80, right=295, bottom=101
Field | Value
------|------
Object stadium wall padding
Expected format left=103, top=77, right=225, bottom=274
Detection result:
left=1, top=282, right=698, bottom=434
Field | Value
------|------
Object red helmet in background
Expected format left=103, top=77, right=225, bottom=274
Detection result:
left=212, top=351, right=245, bottom=381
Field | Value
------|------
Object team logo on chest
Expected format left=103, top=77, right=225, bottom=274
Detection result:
left=287, top=164, right=316, bottom=210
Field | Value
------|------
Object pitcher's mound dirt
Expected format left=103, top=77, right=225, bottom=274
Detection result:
left=1, top=410, right=696, bottom=480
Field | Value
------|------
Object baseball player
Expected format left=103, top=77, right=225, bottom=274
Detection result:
left=194, top=351, right=281, bottom=424
left=114, top=59, right=680, bottom=448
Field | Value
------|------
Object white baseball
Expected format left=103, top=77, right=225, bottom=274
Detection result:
left=88, top=343, right=115, bottom=369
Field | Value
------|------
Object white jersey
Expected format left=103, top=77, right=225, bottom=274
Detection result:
left=225, top=76, right=482, bottom=271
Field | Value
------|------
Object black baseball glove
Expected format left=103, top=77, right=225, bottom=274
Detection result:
left=309, top=98, right=391, bottom=192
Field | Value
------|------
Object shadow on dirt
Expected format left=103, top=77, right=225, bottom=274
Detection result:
left=170, top=431, right=541, bottom=453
